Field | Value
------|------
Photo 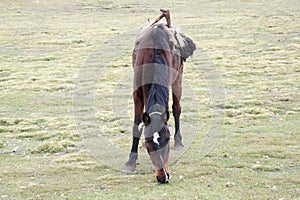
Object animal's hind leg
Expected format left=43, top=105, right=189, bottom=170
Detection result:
left=124, top=89, right=144, bottom=172
left=172, top=77, right=184, bottom=149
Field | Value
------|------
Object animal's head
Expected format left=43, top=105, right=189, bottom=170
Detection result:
left=139, top=107, right=170, bottom=183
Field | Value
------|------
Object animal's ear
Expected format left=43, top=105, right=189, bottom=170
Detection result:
left=161, top=110, right=170, bottom=123
left=142, top=112, right=151, bottom=126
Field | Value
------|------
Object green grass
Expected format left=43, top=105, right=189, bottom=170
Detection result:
left=0, top=0, right=299, bottom=199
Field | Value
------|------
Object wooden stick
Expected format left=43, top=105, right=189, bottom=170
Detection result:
left=150, top=9, right=171, bottom=28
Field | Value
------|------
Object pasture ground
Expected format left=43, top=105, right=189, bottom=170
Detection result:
left=0, top=0, right=299, bottom=199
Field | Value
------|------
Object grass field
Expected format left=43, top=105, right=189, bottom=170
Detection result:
left=0, top=0, right=299, bottom=199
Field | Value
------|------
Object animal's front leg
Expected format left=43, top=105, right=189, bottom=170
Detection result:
left=124, top=90, right=143, bottom=172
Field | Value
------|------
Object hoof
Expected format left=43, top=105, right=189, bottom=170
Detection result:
left=123, top=152, right=138, bottom=173
left=122, top=164, right=136, bottom=173
left=174, top=142, right=184, bottom=150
